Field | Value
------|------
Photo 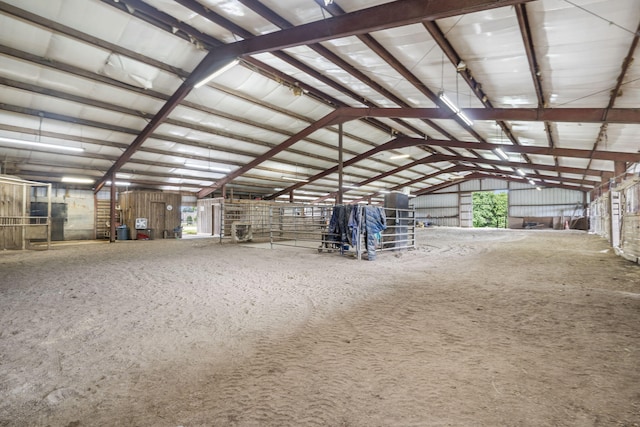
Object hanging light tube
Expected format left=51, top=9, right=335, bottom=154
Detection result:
left=438, top=92, right=473, bottom=126
left=281, top=175, right=308, bottom=182
left=516, top=169, right=526, bottom=177
left=62, top=177, right=94, bottom=184
left=0, top=136, right=84, bottom=152
left=184, top=162, right=231, bottom=173
left=194, top=59, right=239, bottom=88
left=389, top=153, right=411, bottom=160
left=458, top=112, right=474, bottom=127
left=439, top=92, right=460, bottom=113
left=494, top=147, right=509, bottom=160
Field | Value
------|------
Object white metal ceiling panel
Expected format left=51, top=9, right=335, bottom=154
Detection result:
left=438, top=6, right=537, bottom=108
left=528, top=0, right=640, bottom=108
left=554, top=122, right=601, bottom=149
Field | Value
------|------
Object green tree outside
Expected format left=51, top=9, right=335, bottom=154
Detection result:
left=473, top=191, right=508, bottom=228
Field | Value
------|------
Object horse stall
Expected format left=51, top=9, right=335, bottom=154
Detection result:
left=0, top=175, right=51, bottom=250
left=118, top=191, right=182, bottom=240
left=617, top=178, right=640, bottom=263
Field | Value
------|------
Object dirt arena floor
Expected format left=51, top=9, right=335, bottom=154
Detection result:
left=1, top=227, right=639, bottom=426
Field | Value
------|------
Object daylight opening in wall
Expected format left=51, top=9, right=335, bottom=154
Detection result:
left=472, top=191, right=508, bottom=228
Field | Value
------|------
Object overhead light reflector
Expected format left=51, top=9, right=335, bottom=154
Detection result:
left=185, top=163, right=231, bottom=173
left=62, top=177, right=94, bottom=184
left=0, top=136, right=84, bottom=152
left=194, top=59, right=239, bottom=88
left=281, top=176, right=308, bottom=182
left=438, top=92, right=473, bottom=127
left=494, top=147, right=509, bottom=160
left=390, top=154, right=411, bottom=160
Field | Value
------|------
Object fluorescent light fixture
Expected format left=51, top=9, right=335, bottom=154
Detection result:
left=343, top=184, right=359, bottom=189
left=439, top=92, right=460, bottom=114
left=379, top=190, right=391, bottom=194
left=438, top=92, right=473, bottom=127
left=106, top=180, right=131, bottom=186
left=281, top=176, right=308, bottom=182
left=494, top=147, right=509, bottom=160
left=184, top=163, right=231, bottom=173
left=390, top=153, right=411, bottom=160
left=536, top=187, right=542, bottom=191
left=62, top=177, right=94, bottom=184
left=528, top=179, right=536, bottom=185
left=194, top=59, right=239, bottom=88
left=516, top=169, right=526, bottom=177
left=0, top=136, right=84, bottom=152
left=458, top=112, right=473, bottom=127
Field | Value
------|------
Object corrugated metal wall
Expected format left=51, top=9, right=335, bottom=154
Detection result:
left=411, top=179, right=587, bottom=229
left=509, top=188, right=584, bottom=218
left=410, top=193, right=459, bottom=226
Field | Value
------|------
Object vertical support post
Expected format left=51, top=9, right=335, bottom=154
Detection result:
left=221, top=185, right=226, bottom=200
left=21, top=181, right=27, bottom=250
left=230, top=187, right=234, bottom=201
left=46, top=183, right=51, bottom=249
left=614, top=161, right=626, bottom=184
left=337, top=123, right=344, bottom=205
left=109, top=176, right=116, bottom=243
left=289, top=191, right=294, bottom=203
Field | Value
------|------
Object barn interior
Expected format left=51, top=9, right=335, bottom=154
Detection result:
left=0, top=0, right=639, bottom=425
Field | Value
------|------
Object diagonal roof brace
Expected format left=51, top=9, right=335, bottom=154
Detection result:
left=96, top=0, right=533, bottom=194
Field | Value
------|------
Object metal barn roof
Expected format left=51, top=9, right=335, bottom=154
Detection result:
left=0, top=0, right=638, bottom=203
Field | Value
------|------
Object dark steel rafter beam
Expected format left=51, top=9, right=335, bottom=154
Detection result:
left=338, top=107, right=640, bottom=123
left=347, top=151, right=605, bottom=186
left=197, top=111, right=344, bottom=198
left=360, top=154, right=599, bottom=194
left=515, top=2, right=559, bottom=173
left=308, top=0, right=475, bottom=159
left=312, top=165, right=462, bottom=204
left=582, top=19, right=640, bottom=185
left=2, top=45, right=387, bottom=171
left=201, top=0, right=437, bottom=148
left=391, top=136, right=640, bottom=162
left=187, top=0, right=535, bottom=87
left=98, top=0, right=425, bottom=187
left=0, top=2, right=189, bottom=78
left=422, top=20, right=522, bottom=155
left=414, top=172, right=589, bottom=196
left=264, top=136, right=433, bottom=200
left=97, top=0, right=534, bottom=192
left=240, top=0, right=453, bottom=143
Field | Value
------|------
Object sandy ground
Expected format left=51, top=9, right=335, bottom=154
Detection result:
left=0, top=227, right=639, bottom=427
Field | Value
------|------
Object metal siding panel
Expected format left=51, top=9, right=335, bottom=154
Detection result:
left=481, top=178, right=509, bottom=191
left=460, top=180, right=481, bottom=192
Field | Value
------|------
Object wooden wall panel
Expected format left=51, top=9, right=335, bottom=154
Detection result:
left=119, top=191, right=182, bottom=239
